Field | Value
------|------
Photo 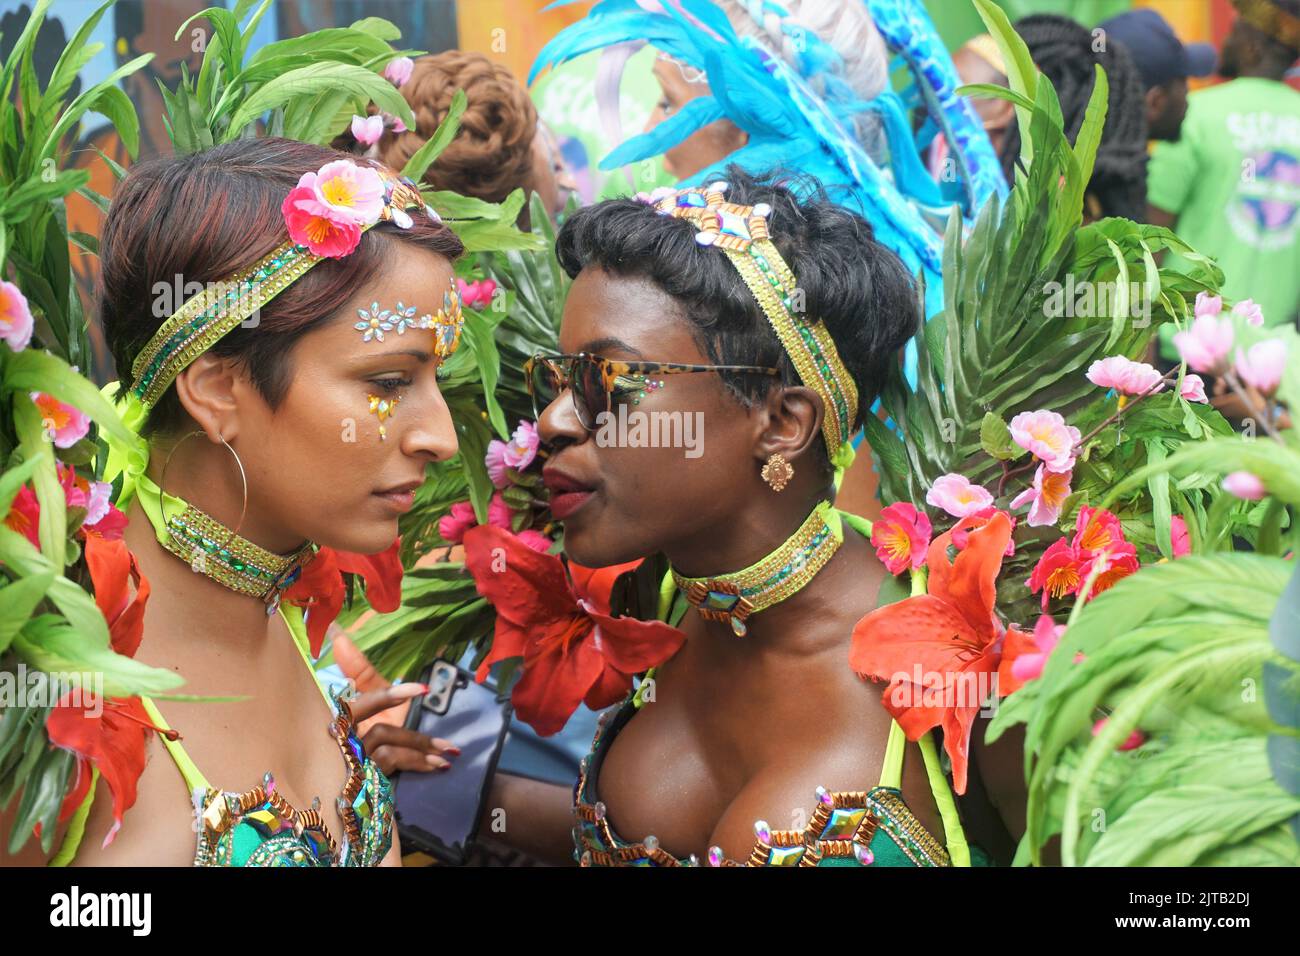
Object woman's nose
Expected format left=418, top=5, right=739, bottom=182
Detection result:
left=401, top=380, right=459, bottom=462
left=537, top=385, right=588, bottom=448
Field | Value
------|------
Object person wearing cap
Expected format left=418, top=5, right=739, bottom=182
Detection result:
left=1099, top=8, right=1218, bottom=141
left=1147, top=0, right=1300, bottom=392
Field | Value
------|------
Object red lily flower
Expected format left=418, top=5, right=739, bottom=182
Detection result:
left=463, top=524, right=685, bottom=737
left=285, top=539, right=404, bottom=656
left=849, top=511, right=1014, bottom=794
left=46, top=536, right=162, bottom=846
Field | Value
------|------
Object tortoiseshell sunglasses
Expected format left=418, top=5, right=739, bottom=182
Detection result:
left=525, top=352, right=781, bottom=431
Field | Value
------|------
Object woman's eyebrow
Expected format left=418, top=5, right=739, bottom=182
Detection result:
left=579, top=336, right=644, bottom=357
left=355, top=348, right=432, bottom=363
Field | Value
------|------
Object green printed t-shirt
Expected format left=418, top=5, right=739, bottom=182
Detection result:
left=1149, top=78, right=1300, bottom=359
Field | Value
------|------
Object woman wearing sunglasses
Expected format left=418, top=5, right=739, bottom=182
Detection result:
left=485, top=167, right=1010, bottom=867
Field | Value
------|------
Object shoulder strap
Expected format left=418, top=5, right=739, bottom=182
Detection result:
left=139, top=696, right=211, bottom=794
left=280, top=602, right=334, bottom=708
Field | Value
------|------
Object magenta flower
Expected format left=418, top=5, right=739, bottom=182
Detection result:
left=502, top=420, right=539, bottom=470
left=1170, top=514, right=1191, bottom=557
left=350, top=114, right=385, bottom=146
left=1233, top=339, right=1287, bottom=396
left=1009, top=615, right=1065, bottom=684
left=384, top=56, right=414, bottom=87
left=515, top=530, right=553, bottom=553
left=1092, top=717, right=1145, bottom=751
left=1009, top=463, right=1073, bottom=527
left=31, top=392, right=90, bottom=448
left=488, top=492, right=513, bottom=530
left=382, top=111, right=407, bottom=133
left=455, top=278, right=498, bottom=310
left=1222, top=471, right=1266, bottom=500
left=282, top=185, right=362, bottom=258
left=0, top=280, right=33, bottom=352
left=869, top=502, right=932, bottom=574
left=438, top=501, right=477, bottom=544
left=925, top=473, right=994, bottom=518
left=485, top=439, right=510, bottom=489
left=1173, top=313, right=1234, bottom=373
left=1231, top=298, right=1265, bottom=327
left=1179, top=373, right=1208, bottom=403
left=1009, top=409, right=1080, bottom=472
left=1086, top=356, right=1164, bottom=397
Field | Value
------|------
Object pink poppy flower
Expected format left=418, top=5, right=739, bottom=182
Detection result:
left=1008, top=409, right=1080, bottom=472
left=31, top=392, right=90, bottom=448
left=502, top=420, right=539, bottom=470
left=384, top=56, right=414, bottom=87
left=1009, top=463, right=1073, bottom=527
left=456, top=278, right=498, bottom=310
left=1234, top=339, right=1287, bottom=396
left=302, top=160, right=385, bottom=224
left=350, top=114, right=384, bottom=146
left=870, top=502, right=932, bottom=574
left=0, top=280, right=33, bottom=352
left=1170, top=515, right=1191, bottom=557
left=1071, top=506, right=1127, bottom=555
left=485, top=439, right=511, bottom=489
left=437, top=501, right=477, bottom=544
left=1086, top=356, right=1164, bottom=397
left=924, top=473, right=994, bottom=518
left=1173, top=313, right=1234, bottom=373
left=1222, top=471, right=1266, bottom=500
left=1231, top=298, right=1265, bottom=327
left=1179, top=373, right=1208, bottom=403
left=1027, top=539, right=1084, bottom=611
left=282, top=185, right=362, bottom=258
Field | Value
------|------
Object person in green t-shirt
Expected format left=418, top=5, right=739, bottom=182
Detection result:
left=1148, top=0, right=1300, bottom=370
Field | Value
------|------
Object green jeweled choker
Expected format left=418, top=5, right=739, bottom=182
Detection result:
left=162, top=503, right=315, bottom=614
left=671, top=501, right=844, bottom=637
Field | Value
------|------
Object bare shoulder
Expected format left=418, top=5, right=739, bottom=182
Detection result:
left=68, top=735, right=199, bottom=867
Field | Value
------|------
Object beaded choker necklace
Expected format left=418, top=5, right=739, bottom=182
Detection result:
left=158, top=500, right=314, bottom=614
left=671, top=501, right=843, bottom=637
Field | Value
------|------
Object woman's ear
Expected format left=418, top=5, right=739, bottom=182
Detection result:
left=173, top=354, right=245, bottom=441
left=753, top=384, right=822, bottom=464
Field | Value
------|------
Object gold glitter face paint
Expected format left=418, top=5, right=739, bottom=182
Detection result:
left=367, top=393, right=401, bottom=440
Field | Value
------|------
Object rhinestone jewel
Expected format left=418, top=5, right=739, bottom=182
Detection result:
left=753, top=820, right=772, bottom=843
left=816, top=785, right=833, bottom=807
left=643, top=835, right=659, bottom=852
left=853, top=843, right=875, bottom=866
left=707, top=845, right=725, bottom=867
left=686, top=854, right=700, bottom=867
left=594, top=801, right=607, bottom=821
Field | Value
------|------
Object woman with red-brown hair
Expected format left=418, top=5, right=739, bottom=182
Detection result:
left=3, top=138, right=465, bottom=867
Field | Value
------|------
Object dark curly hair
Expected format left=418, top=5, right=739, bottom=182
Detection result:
left=1000, top=14, right=1150, bottom=221
left=554, top=166, right=919, bottom=468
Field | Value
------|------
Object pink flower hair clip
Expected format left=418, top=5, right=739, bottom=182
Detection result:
left=281, top=160, right=437, bottom=258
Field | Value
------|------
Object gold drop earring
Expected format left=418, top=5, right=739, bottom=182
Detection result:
left=367, top=394, right=401, bottom=440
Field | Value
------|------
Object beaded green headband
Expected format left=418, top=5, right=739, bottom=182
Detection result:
left=130, top=162, right=440, bottom=410
left=646, top=182, right=859, bottom=463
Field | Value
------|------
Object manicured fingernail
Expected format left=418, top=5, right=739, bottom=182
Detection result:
left=426, top=754, right=447, bottom=768
left=444, top=746, right=461, bottom=756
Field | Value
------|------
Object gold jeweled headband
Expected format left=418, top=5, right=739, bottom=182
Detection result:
left=646, top=181, right=858, bottom=462
left=130, top=164, right=461, bottom=410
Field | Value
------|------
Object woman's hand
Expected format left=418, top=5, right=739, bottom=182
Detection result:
left=333, top=631, right=461, bottom=775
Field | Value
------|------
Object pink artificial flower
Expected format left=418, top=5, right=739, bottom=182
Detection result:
left=302, top=160, right=386, bottom=224
left=31, top=393, right=90, bottom=448
left=1071, top=506, right=1127, bottom=555
left=455, top=278, right=498, bottom=310
left=1027, top=538, right=1084, bottom=610
left=1008, top=615, right=1065, bottom=684
left=1179, top=373, right=1208, bottom=403
left=1234, top=339, right=1287, bottom=396
left=1231, top=298, right=1265, bottom=327
left=1223, top=471, right=1266, bottom=500
left=1086, top=356, right=1164, bottom=397
left=1092, top=717, right=1145, bottom=751
left=502, top=420, right=539, bottom=470
left=1008, top=409, right=1080, bottom=472
left=870, top=502, right=932, bottom=574
left=1078, top=541, right=1139, bottom=601
left=282, top=186, right=362, bottom=258
left=1173, top=313, right=1234, bottom=373
left=485, top=439, right=511, bottom=489
left=3, top=484, right=40, bottom=547
left=488, top=492, right=512, bottom=529
left=438, top=501, right=477, bottom=544
left=925, top=473, right=994, bottom=518
left=1194, top=291, right=1223, bottom=318
left=0, top=279, right=34, bottom=352
left=1009, top=463, right=1073, bottom=527
left=83, top=480, right=112, bottom=527
left=350, top=114, right=385, bottom=146
left=384, top=56, right=414, bottom=87
left=1170, top=514, right=1191, bottom=557
left=382, top=111, right=408, bottom=133
left=515, top=530, right=553, bottom=553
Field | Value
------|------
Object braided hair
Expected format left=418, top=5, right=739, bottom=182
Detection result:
left=999, top=14, right=1149, bottom=221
